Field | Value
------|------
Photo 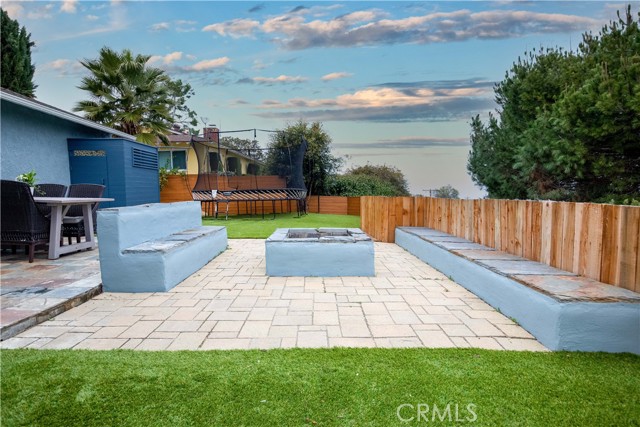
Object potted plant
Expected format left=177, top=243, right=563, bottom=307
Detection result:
left=16, top=170, right=37, bottom=194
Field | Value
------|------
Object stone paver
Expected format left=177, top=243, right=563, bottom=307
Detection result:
left=0, top=249, right=102, bottom=340
left=2, top=240, right=547, bottom=351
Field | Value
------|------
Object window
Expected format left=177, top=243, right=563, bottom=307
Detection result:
left=226, top=157, right=239, bottom=174
left=208, top=152, right=222, bottom=172
left=158, top=150, right=187, bottom=170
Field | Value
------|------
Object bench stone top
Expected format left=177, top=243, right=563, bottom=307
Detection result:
left=398, top=227, right=639, bottom=304
left=452, top=249, right=523, bottom=261
left=513, top=275, right=640, bottom=303
left=123, top=226, right=224, bottom=254
left=477, top=259, right=577, bottom=276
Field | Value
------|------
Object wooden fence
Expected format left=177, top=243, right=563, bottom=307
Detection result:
left=360, top=196, right=640, bottom=292
left=306, top=195, right=361, bottom=216
left=160, top=175, right=360, bottom=216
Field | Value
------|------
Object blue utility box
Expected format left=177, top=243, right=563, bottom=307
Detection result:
left=67, top=138, right=159, bottom=208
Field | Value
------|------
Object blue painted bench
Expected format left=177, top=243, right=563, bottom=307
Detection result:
left=97, top=201, right=227, bottom=292
left=396, top=227, right=640, bottom=354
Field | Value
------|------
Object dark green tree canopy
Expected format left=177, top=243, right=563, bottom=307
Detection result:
left=339, top=164, right=410, bottom=196
left=265, top=120, right=342, bottom=195
left=468, top=6, right=640, bottom=202
left=326, top=173, right=399, bottom=197
left=74, top=47, right=197, bottom=145
left=220, top=136, right=265, bottom=162
left=434, top=185, right=460, bottom=199
left=1, top=8, right=37, bottom=97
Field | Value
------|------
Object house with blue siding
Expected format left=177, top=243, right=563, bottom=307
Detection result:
left=0, top=88, right=159, bottom=207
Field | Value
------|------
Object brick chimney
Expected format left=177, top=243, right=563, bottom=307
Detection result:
left=203, top=126, right=219, bottom=143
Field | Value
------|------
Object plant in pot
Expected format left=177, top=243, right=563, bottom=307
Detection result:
left=16, top=170, right=37, bottom=194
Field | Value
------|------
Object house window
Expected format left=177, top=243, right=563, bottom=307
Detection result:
left=226, top=157, right=239, bottom=174
left=208, top=152, right=222, bottom=173
left=158, top=150, right=187, bottom=170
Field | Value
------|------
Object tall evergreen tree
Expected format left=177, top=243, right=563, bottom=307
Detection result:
left=468, top=5, right=640, bottom=202
left=1, top=8, right=37, bottom=97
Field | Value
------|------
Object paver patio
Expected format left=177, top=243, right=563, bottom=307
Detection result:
left=1, top=239, right=547, bottom=351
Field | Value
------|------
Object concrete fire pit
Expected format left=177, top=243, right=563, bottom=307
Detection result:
left=266, top=228, right=374, bottom=276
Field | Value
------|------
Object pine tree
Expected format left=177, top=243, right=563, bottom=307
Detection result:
left=1, top=8, right=37, bottom=97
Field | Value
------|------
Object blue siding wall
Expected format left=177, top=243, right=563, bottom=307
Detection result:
left=68, top=138, right=159, bottom=208
left=1, top=100, right=109, bottom=185
left=124, top=144, right=161, bottom=206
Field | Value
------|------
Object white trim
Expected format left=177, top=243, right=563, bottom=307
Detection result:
left=1, top=89, right=136, bottom=141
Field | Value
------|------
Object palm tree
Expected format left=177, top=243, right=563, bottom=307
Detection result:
left=74, top=47, right=174, bottom=144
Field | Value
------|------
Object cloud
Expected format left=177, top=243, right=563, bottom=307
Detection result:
left=322, top=72, right=353, bottom=81
left=146, top=54, right=230, bottom=74
left=60, top=0, right=78, bottom=14
left=206, top=7, right=599, bottom=50
left=148, top=51, right=184, bottom=66
left=2, top=3, right=24, bottom=18
left=256, top=97, right=493, bottom=122
left=254, top=79, right=495, bottom=122
left=186, top=57, right=230, bottom=71
left=176, top=20, right=197, bottom=32
left=38, top=59, right=85, bottom=76
left=240, top=75, right=308, bottom=85
left=149, top=20, right=197, bottom=33
left=230, top=99, right=250, bottom=106
left=26, top=4, right=55, bottom=20
left=150, top=22, right=171, bottom=32
left=85, top=14, right=99, bottom=21
left=335, top=137, right=470, bottom=150
left=48, top=1, right=127, bottom=41
left=252, top=59, right=269, bottom=70
left=203, top=18, right=260, bottom=38
left=375, top=78, right=494, bottom=90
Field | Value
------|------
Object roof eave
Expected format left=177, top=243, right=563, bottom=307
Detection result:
left=0, top=89, right=137, bottom=141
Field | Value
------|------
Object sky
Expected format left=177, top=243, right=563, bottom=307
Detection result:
left=4, top=1, right=635, bottom=197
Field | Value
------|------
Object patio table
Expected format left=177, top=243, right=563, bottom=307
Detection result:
left=34, top=197, right=114, bottom=259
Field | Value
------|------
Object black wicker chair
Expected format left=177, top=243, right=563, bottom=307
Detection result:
left=62, top=183, right=105, bottom=244
left=1, top=180, right=51, bottom=262
left=34, top=183, right=67, bottom=217
left=35, top=183, right=67, bottom=197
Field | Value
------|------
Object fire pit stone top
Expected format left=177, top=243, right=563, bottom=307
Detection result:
left=267, top=228, right=372, bottom=243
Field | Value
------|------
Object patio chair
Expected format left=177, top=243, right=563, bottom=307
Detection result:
left=34, top=183, right=67, bottom=217
left=36, top=183, right=67, bottom=197
left=62, top=183, right=105, bottom=244
left=0, top=180, right=51, bottom=262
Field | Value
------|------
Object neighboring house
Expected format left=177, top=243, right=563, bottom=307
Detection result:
left=0, top=88, right=134, bottom=185
left=158, top=127, right=260, bottom=176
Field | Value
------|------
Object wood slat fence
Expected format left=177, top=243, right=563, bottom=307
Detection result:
left=360, top=196, right=640, bottom=292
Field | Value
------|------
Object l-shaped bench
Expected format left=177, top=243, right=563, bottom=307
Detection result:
left=97, top=201, right=227, bottom=293
left=396, top=227, right=640, bottom=354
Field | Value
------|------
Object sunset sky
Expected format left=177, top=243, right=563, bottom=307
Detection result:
left=4, top=1, right=633, bottom=197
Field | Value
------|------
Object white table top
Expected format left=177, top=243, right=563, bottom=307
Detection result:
left=34, top=197, right=114, bottom=205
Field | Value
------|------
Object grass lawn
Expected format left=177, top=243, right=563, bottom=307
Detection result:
left=203, top=213, right=361, bottom=239
left=1, top=348, right=638, bottom=426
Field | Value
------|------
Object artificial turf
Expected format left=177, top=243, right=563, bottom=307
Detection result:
left=1, top=348, right=638, bottom=426
left=202, top=213, right=361, bottom=239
